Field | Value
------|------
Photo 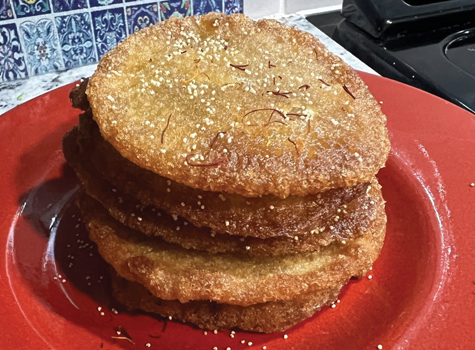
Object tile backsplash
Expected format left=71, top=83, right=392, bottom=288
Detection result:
left=0, top=0, right=243, bottom=82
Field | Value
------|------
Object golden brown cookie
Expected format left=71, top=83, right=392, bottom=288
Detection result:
left=73, top=176, right=383, bottom=257
left=68, top=105, right=381, bottom=240
left=86, top=13, right=390, bottom=198
left=64, top=123, right=385, bottom=256
left=78, top=192, right=386, bottom=306
left=111, top=272, right=343, bottom=333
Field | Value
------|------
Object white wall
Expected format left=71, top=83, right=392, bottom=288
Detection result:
left=244, top=0, right=343, bottom=18
left=243, top=0, right=281, bottom=18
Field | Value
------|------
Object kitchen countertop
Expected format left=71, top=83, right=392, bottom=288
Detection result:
left=0, top=13, right=377, bottom=116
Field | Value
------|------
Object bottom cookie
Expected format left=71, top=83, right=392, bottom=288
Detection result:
left=111, top=272, right=343, bottom=333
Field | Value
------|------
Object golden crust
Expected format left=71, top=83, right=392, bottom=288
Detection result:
left=69, top=106, right=381, bottom=240
left=78, top=193, right=386, bottom=306
left=111, top=272, right=343, bottom=333
left=86, top=13, right=390, bottom=198
left=73, top=170, right=384, bottom=256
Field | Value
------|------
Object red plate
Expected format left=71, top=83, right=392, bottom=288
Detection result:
left=1, top=72, right=475, bottom=350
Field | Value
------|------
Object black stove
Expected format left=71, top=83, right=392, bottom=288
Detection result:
left=307, top=0, right=475, bottom=113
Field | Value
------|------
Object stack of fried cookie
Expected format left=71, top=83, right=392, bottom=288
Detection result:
left=63, top=13, right=390, bottom=333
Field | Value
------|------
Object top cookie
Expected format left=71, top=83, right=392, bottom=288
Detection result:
left=86, top=13, right=390, bottom=198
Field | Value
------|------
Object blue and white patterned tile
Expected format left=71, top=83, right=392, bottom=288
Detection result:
left=0, top=23, right=28, bottom=82
left=224, top=0, right=241, bottom=15
left=192, top=0, right=221, bottom=15
left=55, top=13, right=97, bottom=69
left=19, top=18, right=63, bottom=76
left=92, top=8, right=126, bottom=59
left=126, top=3, right=158, bottom=35
left=160, top=0, right=190, bottom=20
left=52, top=0, right=86, bottom=13
left=11, top=0, right=51, bottom=18
left=88, top=0, right=121, bottom=8
left=0, top=0, right=14, bottom=20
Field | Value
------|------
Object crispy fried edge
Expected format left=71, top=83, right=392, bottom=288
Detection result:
left=111, top=271, right=344, bottom=333
left=64, top=125, right=384, bottom=257
left=79, top=194, right=386, bottom=306
left=66, top=107, right=381, bottom=240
